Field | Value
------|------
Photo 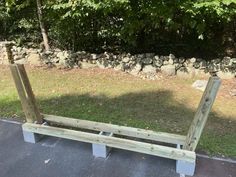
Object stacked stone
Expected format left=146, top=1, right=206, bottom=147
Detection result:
left=0, top=46, right=7, bottom=64
left=0, top=44, right=235, bottom=79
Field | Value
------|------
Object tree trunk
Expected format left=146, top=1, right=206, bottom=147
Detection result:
left=36, top=0, right=50, bottom=51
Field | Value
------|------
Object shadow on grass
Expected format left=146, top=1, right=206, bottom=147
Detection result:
left=1, top=90, right=236, bottom=157
left=36, top=90, right=236, bottom=136
left=38, top=90, right=192, bottom=133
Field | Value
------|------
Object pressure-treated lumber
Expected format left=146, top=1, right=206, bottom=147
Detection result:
left=5, top=43, right=14, bottom=64
left=184, top=76, right=221, bottom=151
left=22, top=122, right=196, bottom=162
left=6, top=43, right=42, bottom=123
left=9, top=64, right=43, bottom=123
left=9, top=65, right=35, bottom=123
left=43, top=114, right=186, bottom=145
left=17, top=64, right=43, bottom=123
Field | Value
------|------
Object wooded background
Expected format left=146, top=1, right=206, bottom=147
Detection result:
left=1, top=0, right=236, bottom=58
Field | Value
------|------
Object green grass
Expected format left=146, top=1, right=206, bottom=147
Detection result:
left=0, top=65, right=236, bottom=157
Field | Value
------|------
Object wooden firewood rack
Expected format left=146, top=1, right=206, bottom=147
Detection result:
left=5, top=43, right=221, bottom=176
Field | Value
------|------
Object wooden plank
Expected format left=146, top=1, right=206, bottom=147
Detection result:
left=9, top=65, right=34, bottom=123
left=22, top=122, right=196, bottom=162
left=184, top=76, right=221, bottom=151
left=5, top=43, right=14, bottom=64
left=17, top=64, right=43, bottom=123
left=43, top=114, right=186, bottom=145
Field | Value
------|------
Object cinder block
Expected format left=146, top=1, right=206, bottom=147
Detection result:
left=176, top=159, right=195, bottom=176
left=92, top=131, right=113, bottom=158
left=22, top=130, right=43, bottom=143
left=176, top=144, right=196, bottom=176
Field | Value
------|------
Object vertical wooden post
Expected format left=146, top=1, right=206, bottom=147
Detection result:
left=184, top=76, right=221, bottom=151
left=6, top=44, right=43, bottom=124
left=17, top=64, right=43, bottom=123
left=5, top=43, right=14, bottom=64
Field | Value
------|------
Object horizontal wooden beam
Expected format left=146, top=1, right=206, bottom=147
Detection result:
left=43, top=114, right=186, bottom=145
left=22, top=123, right=196, bottom=163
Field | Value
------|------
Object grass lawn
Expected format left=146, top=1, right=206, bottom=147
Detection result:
left=0, top=65, right=236, bottom=157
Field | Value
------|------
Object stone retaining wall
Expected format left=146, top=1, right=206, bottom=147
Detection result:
left=0, top=45, right=235, bottom=79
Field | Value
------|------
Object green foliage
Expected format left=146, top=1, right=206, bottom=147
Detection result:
left=1, top=0, right=40, bottom=45
left=1, top=0, right=236, bottom=57
left=0, top=1, right=9, bottom=40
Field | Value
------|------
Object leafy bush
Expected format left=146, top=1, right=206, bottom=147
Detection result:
left=1, top=0, right=236, bottom=58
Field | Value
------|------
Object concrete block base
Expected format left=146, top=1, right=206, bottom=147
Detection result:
left=22, top=130, right=43, bottom=143
left=92, top=131, right=113, bottom=158
left=176, top=144, right=196, bottom=176
left=176, top=160, right=195, bottom=176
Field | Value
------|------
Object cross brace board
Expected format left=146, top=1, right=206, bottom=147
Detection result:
left=43, top=114, right=187, bottom=145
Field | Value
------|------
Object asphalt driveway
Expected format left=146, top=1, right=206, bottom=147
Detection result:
left=0, top=120, right=235, bottom=177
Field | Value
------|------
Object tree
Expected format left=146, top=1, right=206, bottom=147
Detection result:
left=3, top=0, right=236, bottom=57
left=5, top=0, right=50, bottom=50
left=36, top=0, right=50, bottom=51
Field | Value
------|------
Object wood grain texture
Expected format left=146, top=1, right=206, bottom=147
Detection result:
left=43, top=114, right=186, bottom=145
left=184, top=76, right=221, bottom=151
left=9, top=65, right=33, bottom=122
left=23, top=122, right=196, bottom=162
left=17, top=64, right=43, bottom=123
left=9, top=64, right=43, bottom=123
